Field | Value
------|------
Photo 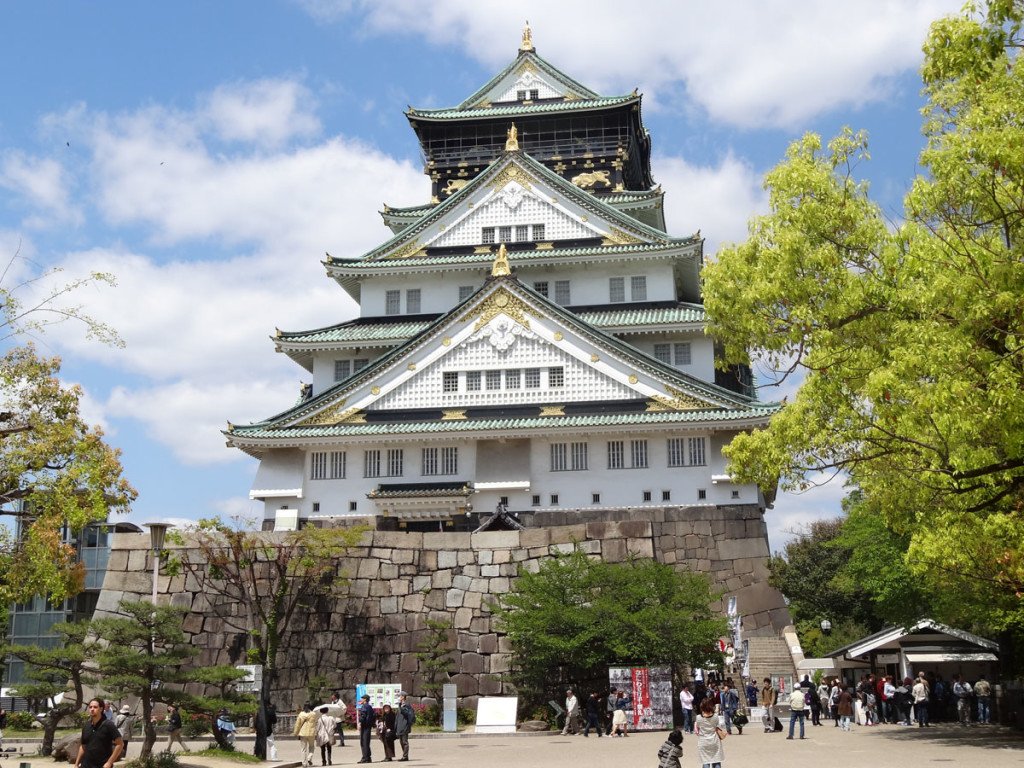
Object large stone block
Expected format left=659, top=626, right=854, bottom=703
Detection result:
left=380, top=596, right=399, bottom=614
left=625, top=538, right=654, bottom=558
left=478, top=634, right=498, bottom=654
left=489, top=653, right=512, bottom=673
left=452, top=574, right=473, bottom=591
left=463, top=591, right=482, bottom=610
left=717, top=538, right=768, bottom=561
left=477, top=550, right=493, bottom=565
left=454, top=607, right=474, bottom=629
left=438, top=550, right=458, bottom=569
left=461, top=652, right=485, bottom=674
left=479, top=674, right=503, bottom=695
left=492, top=549, right=511, bottom=564
left=446, top=588, right=465, bottom=608
left=490, top=577, right=510, bottom=594
left=127, top=549, right=149, bottom=572
left=424, top=532, right=471, bottom=549
left=357, top=558, right=381, bottom=579
left=470, top=531, right=521, bottom=550
left=432, top=570, right=453, bottom=589
left=549, top=524, right=587, bottom=545
left=369, top=579, right=391, bottom=597
left=402, top=592, right=425, bottom=613
left=519, top=528, right=551, bottom=547
left=379, top=563, right=399, bottom=580
left=457, top=550, right=474, bottom=565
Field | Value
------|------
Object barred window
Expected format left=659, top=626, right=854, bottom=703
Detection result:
left=353, top=358, right=369, bottom=372
left=631, top=439, right=649, bottom=468
left=550, top=493, right=559, bottom=505
left=592, top=493, right=601, bottom=504
left=466, top=371, right=481, bottom=391
left=525, top=368, right=541, bottom=388
left=698, top=488, right=707, bottom=500
left=441, top=447, right=458, bottom=475
left=386, top=448, right=404, bottom=477
left=662, top=490, right=672, bottom=501
left=608, top=440, right=625, bottom=470
left=334, top=359, right=351, bottom=382
left=443, top=371, right=459, bottom=393
left=654, top=344, right=671, bottom=364
left=364, top=450, right=381, bottom=478
left=554, top=280, right=571, bottom=305
left=506, top=369, right=521, bottom=389
left=422, top=447, right=438, bottom=476
left=311, top=451, right=327, bottom=480
left=688, top=437, right=706, bottom=466
left=631, top=275, right=647, bottom=301
left=674, top=342, right=692, bottom=365
left=482, top=227, right=495, bottom=244
left=643, top=490, right=652, bottom=502
left=498, top=226, right=512, bottom=242
left=459, top=285, right=475, bottom=301
left=550, top=443, right=567, bottom=472
left=486, top=370, right=502, bottom=390
left=533, top=281, right=549, bottom=298
left=667, top=438, right=686, bottom=467
left=406, top=288, right=421, bottom=314
left=516, top=224, right=530, bottom=241
left=529, top=89, right=539, bottom=100
left=385, top=290, right=401, bottom=315
left=609, top=277, right=625, bottom=303
left=532, top=494, right=541, bottom=506
left=549, top=367, right=564, bottom=387
left=330, top=451, right=346, bottom=479
left=571, top=442, right=588, bottom=470
left=532, top=223, right=546, bottom=240
left=516, top=90, right=527, bottom=101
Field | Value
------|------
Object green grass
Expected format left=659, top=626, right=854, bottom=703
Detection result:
left=187, top=748, right=261, bottom=763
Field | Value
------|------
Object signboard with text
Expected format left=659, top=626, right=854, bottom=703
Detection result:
left=355, top=683, right=402, bottom=709
left=608, top=666, right=673, bottom=731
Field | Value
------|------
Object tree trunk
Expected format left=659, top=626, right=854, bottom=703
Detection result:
left=140, top=693, right=156, bottom=759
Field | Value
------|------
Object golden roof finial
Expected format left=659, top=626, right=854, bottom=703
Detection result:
left=492, top=242, right=511, bottom=277
left=520, top=21, right=534, bottom=52
left=505, top=122, right=519, bottom=152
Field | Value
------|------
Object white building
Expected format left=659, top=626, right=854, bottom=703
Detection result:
left=226, top=28, right=779, bottom=533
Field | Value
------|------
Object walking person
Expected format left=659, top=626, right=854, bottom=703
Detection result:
left=114, top=705, right=134, bottom=760
left=74, top=698, right=124, bottom=768
left=394, top=691, right=415, bottom=762
left=162, top=705, right=186, bottom=753
left=356, top=694, right=376, bottom=764
left=656, top=728, right=684, bottom=768
left=808, top=683, right=822, bottom=726
left=315, top=706, right=337, bottom=766
left=720, top=683, right=738, bottom=735
left=583, top=692, right=603, bottom=737
left=838, top=686, right=854, bottom=731
left=695, top=698, right=725, bottom=768
left=680, top=683, right=695, bottom=734
left=787, top=686, right=807, bottom=739
left=974, top=676, right=992, bottom=724
left=912, top=675, right=930, bottom=727
left=562, top=689, right=580, bottom=735
left=760, top=678, right=776, bottom=732
left=292, top=703, right=319, bottom=768
left=611, top=690, right=630, bottom=737
left=329, top=691, right=346, bottom=746
left=377, top=703, right=396, bottom=762
left=605, top=689, right=617, bottom=735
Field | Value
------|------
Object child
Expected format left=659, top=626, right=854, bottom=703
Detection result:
left=657, top=729, right=683, bottom=768
left=865, top=692, right=877, bottom=725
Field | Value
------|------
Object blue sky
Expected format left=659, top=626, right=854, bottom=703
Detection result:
left=0, top=0, right=961, bottom=549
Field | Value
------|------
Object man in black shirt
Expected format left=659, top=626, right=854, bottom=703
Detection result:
left=75, top=698, right=123, bottom=768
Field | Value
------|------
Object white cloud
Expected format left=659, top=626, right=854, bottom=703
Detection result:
left=202, top=79, right=322, bottom=148
left=0, top=151, right=80, bottom=226
left=304, top=0, right=959, bottom=129
left=767, top=476, right=849, bottom=553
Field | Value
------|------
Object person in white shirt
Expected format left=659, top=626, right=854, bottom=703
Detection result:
left=679, top=684, right=695, bottom=734
left=787, top=688, right=807, bottom=740
left=912, top=675, right=930, bottom=727
left=562, top=690, right=580, bottom=735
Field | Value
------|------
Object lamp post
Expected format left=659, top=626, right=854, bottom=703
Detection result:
left=144, top=522, right=172, bottom=605
left=820, top=619, right=832, bottom=634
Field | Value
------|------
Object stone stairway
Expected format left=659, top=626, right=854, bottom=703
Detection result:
left=746, top=634, right=797, bottom=683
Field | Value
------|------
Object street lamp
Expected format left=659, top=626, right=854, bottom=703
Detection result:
left=144, top=522, right=172, bottom=605
left=820, top=619, right=832, bottom=634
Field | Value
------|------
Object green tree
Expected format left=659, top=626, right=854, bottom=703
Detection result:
left=4, top=621, right=91, bottom=756
left=89, top=600, right=254, bottom=758
left=492, top=549, right=725, bottom=709
left=166, top=519, right=363, bottom=758
left=701, top=1, right=1024, bottom=629
left=0, top=346, right=136, bottom=604
left=415, top=618, right=455, bottom=702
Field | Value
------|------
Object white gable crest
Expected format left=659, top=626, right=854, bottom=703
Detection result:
left=471, top=315, right=536, bottom=355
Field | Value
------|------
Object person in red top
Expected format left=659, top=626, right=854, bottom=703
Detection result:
left=876, top=676, right=889, bottom=724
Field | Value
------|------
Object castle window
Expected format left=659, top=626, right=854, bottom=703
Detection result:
left=631, top=275, right=647, bottom=301
left=551, top=441, right=587, bottom=471
left=516, top=224, right=530, bottom=241
left=642, top=490, right=652, bottom=502
left=386, top=448, right=404, bottom=477
left=662, top=490, right=671, bottom=501
left=466, top=371, right=481, bottom=391
left=530, top=89, right=539, bottom=100
left=516, top=89, right=527, bottom=101
left=688, top=437, right=706, bottom=466
left=592, top=493, right=601, bottom=504
left=364, top=450, right=381, bottom=478
left=571, top=442, right=588, bottom=470
left=532, top=223, right=546, bottom=240
left=698, top=488, right=707, bottom=500
left=349, top=501, right=358, bottom=512
left=550, top=494, right=559, bottom=505
left=654, top=344, right=671, bottom=364
left=482, top=227, right=495, bottom=244
left=312, top=502, right=320, bottom=512
left=533, top=281, right=549, bottom=297
left=498, top=226, right=512, bottom=242
left=631, top=439, right=649, bottom=468
left=330, top=451, right=346, bottom=479
left=443, top=371, right=459, bottom=393
left=422, top=447, right=438, bottom=476
left=441, top=447, right=458, bottom=475
left=554, top=280, right=571, bottom=305
left=732, top=490, right=741, bottom=499
left=486, top=370, right=502, bottom=390
left=406, top=288, right=421, bottom=314
left=310, top=451, right=327, bottom=480
left=525, top=368, right=541, bottom=388
left=353, top=358, right=369, bottom=372
left=675, top=342, right=692, bottom=365
left=550, top=443, right=567, bottom=472
left=506, top=369, right=521, bottom=389
left=532, top=494, right=541, bottom=506
left=607, top=440, right=625, bottom=469
left=548, top=367, right=564, bottom=388
left=667, top=438, right=685, bottom=467
left=459, top=285, right=475, bottom=301
left=334, top=359, right=351, bottom=382
left=609, top=277, right=625, bottom=303
left=500, top=495, right=509, bottom=506
left=385, top=290, right=401, bottom=315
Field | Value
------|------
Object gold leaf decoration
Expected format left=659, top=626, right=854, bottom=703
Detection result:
left=605, top=226, right=644, bottom=245
left=442, top=337, right=452, bottom=346
left=298, top=399, right=349, bottom=426
left=461, top=288, right=535, bottom=332
left=662, top=385, right=709, bottom=411
left=489, top=165, right=532, bottom=191
left=628, top=374, right=638, bottom=384
left=407, top=362, right=417, bottom=371
left=539, top=405, right=565, bottom=417
left=442, top=409, right=467, bottom=421
left=553, top=331, right=563, bottom=341
left=371, top=386, right=381, bottom=395
left=591, top=353, right=600, bottom=362
left=386, top=240, right=422, bottom=260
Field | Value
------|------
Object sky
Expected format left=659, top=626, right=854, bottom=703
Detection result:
left=0, top=0, right=963, bottom=551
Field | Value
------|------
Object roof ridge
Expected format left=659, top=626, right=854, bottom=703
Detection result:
left=452, top=50, right=601, bottom=111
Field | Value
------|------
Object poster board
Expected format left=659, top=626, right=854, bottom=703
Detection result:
left=355, top=683, right=402, bottom=709
left=475, top=696, right=518, bottom=733
left=608, top=666, right=673, bottom=731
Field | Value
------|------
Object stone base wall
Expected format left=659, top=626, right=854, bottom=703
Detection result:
left=96, top=504, right=788, bottom=711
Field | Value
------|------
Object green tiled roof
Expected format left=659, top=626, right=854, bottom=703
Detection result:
left=277, top=304, right=708, bottom=347
left=408, top=95, right=637, bottom=121
left=455, top=50, right=600, bottom=109
left=229, top=405, right=779, bottom=441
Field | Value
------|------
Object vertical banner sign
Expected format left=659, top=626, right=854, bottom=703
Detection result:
left=608, top=666, right=673, bottom=731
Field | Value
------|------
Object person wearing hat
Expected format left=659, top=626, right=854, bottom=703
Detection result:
left=356, top=694, right=377, bottom=764
left=393, top=692, right=415, bottom=762
left=113, top=705, right=133, bottom=761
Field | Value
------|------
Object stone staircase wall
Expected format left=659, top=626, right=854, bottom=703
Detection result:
left=746, top=635, right=797, bottom=683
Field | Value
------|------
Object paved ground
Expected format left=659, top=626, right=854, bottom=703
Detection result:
left=7, top=721, right=1024, bottom=768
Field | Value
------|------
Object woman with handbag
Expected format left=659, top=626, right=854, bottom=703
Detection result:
left=315, top=707, right=337, bottom=766
left=377, top=703, right=397, bottom=762
left=695, top=698, right=725, bottom=768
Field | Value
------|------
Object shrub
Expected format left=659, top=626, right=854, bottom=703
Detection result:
left=7, top=710, right=37, bottom=730
left=124, top=752, right=180, bottom=768
left=182, top=712, right=211, bottom=738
